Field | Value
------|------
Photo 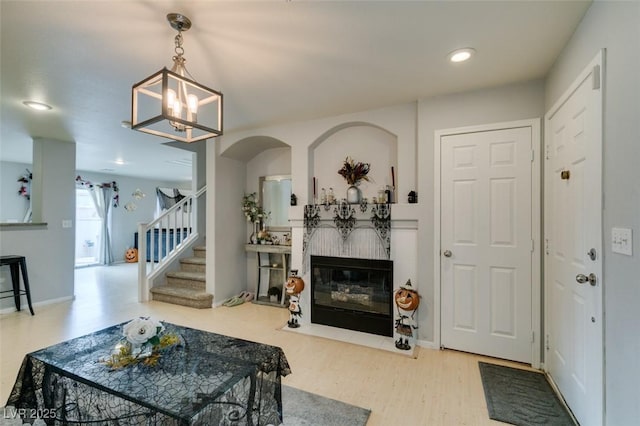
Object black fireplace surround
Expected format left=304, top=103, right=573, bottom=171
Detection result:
left=311, top=255, right=393, bottom=337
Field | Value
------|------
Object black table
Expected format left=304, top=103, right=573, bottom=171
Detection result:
left=0, top=255, right=34, bottom=315
left=7, top=322, right=291, bottom=425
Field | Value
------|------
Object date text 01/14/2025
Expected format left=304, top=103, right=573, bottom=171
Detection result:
left=3, top=407, right=57, bottom=420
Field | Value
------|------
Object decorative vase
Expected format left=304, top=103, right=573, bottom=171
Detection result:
left=346, top=185, right=361, bottom=204
left=249, top=222, right=259, bottom=244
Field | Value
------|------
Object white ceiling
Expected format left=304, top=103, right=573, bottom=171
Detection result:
left=0, top=0, right=591, bottom=182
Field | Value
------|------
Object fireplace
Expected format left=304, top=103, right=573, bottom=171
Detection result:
left=310, top=255, right=393, bottom=337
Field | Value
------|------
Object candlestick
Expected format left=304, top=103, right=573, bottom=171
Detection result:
left=391, top=166, right=395, bottom=189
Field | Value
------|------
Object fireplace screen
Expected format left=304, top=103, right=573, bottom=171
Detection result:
left=311, top=255, right=393, bottom=336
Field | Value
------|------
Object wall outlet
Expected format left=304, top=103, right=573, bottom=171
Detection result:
left=611, top=227, right=632, bottom=256
left=62, top=220, right=73, bottom=228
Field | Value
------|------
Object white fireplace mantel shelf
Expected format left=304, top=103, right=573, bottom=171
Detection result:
left=288, top=203, right=419, bottom=229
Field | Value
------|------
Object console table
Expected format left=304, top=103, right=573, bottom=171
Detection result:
left=245, top=244, right=291, bottom=306
left=7, top=322, right=291, bottom=425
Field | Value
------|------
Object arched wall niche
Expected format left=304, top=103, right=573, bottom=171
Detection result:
left=221, top=134, right=292, bottom=219
left=220, top=135, right=290, bottom=162
left=309, top=122, right=398, bottom=204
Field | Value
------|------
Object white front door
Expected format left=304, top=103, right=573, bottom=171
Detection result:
left=545, top=52, right=603, bottom=426
left=440, top=126, right=534, bottom=363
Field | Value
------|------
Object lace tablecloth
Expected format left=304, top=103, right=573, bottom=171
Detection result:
left=6, top=322, right=291, bottom=425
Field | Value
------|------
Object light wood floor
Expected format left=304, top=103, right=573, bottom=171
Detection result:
left=0, top=263, right=531, bottom=425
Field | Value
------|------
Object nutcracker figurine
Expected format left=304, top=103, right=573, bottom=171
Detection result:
left=394, top=279, right=420, bottom=350
left=285, top=270, right=305, bottom=328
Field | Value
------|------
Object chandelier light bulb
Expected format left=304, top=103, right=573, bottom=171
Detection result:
left=187, top=94, right=199, bottom=114
left=166, top=89, right=176, bottom=115
left=173, top=98, right=182, bottom=116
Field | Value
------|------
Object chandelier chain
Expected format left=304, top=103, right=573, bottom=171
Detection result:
left=174, top=33, right=185, bottom=57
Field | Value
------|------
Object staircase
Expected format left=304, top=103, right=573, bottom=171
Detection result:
left=149, top=246, right=213, bottom=309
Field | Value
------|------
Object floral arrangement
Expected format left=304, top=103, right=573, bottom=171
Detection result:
left=338, top=157, right=371, bottom=186
left=242, top=192, right=269, bottom=223
left=102, top=317, right=179, bottom=369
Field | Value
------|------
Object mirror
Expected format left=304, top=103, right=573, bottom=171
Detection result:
left=259, top=175, right=291, bottom=230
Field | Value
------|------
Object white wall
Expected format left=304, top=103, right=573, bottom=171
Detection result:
left=544, top=2, right=640, bottom=423
left=0, top=139, right=75, bottom=310
left=312, top=125, right=398, bottom=202
left=209, top=151, right=247, bottom=305
left=0, top=161, right=31, bottom=222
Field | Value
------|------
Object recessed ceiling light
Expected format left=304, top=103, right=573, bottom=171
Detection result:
left=23, top=101, right=52, bottom=111
left=448, top=48, right=476, bottom=63
left=114, top=159, right=125, bottom=165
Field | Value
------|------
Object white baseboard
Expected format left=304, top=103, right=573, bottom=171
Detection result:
left=0, top=295, right=74, bottom=315
left=416, top=339, right=439, bottom=350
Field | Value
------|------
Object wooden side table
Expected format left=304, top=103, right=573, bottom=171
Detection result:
left=0, top=255, right=35, bottom=315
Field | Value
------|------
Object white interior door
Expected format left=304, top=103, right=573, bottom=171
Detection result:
left=440, top=126, right=533, bottom=363
left=545, top=52, right=603, bottom=426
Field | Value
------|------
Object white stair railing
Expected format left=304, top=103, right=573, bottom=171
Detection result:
left=138, top=186, right=206, bottom=302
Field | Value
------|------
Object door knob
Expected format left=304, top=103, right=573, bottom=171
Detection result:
left=443, top=250, right=452, bottom=257
left=576, top=273, right=597, bottom=286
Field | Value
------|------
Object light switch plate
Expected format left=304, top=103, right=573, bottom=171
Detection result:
left=62, top=220, right=73, bottom=228
left=611, top=227, right=632, bottom=256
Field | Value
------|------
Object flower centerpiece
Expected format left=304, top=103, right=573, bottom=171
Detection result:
left=102, top=317, right=179, bottom=369
left=242, top=192, right=270, bottom=243
left=337, top=157, right=371, bottom=204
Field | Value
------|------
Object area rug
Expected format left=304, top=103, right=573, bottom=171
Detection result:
left=478, top=362, right=575, bottom=426
left=282, top=385, right=371, bottom=426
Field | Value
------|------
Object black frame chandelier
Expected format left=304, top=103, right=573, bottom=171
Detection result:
left=131, top=13, right=223, bottom=143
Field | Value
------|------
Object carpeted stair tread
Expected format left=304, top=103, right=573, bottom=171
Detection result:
left=193, top=246, right=206, bottom=258
left=179, top=257, right=206, bottom=273
left=150, top=285, right=213, bottom=309
left=180, top=257, right=206, bottom=265
left=166, top=270, right=206, bottom=281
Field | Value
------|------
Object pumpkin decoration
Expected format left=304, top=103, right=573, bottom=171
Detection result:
left=394, top=279, right=420, bottom=350
left=286, top=270, right=305, bottom=328
left=125, top=248, right=138, bottom=263
left=394, top=283, right=420, bottom=311
left=285, top=270, right=305, bottom=295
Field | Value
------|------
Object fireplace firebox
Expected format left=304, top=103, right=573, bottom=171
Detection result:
left=311, top=255, right=393, bottom=337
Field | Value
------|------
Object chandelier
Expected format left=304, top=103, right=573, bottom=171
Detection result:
left=131, top=13, right=223, bottom=143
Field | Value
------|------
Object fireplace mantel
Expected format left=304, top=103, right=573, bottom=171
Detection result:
left=303, top=202, right=391, bottom=257
left=289, top=203, right=419, bottom=230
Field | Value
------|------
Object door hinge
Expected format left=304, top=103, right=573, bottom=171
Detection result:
left=531, top=239, right=535, bottom=253
left=531, top=330, right=535, bottom=343
left=592, top=65, right=601, bottom=90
